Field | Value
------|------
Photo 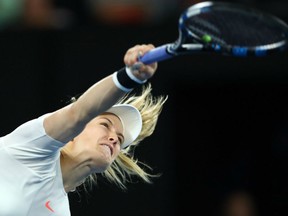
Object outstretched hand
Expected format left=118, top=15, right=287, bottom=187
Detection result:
left=123, top=44, right=158, bottom=81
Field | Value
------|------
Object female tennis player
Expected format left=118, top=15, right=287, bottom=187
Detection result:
left=0, top=44, right=167, bottom=216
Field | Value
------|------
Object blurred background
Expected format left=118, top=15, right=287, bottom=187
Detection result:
left=0, top=0, right=288, bottom=215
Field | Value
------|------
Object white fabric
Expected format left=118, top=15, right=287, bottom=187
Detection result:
left=112, top=71, right=133, bottom=92
left=0, top=114, right=70, bottom=216
left=106, top=104, right=142, bottom=149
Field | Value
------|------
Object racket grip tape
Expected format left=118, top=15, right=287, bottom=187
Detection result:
left=112, top=67, right=147, bottom=92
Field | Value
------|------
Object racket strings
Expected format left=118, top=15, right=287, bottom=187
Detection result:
left=185, top=18, right=226, bottom=45
left=184, top=9, right=288, bottom=47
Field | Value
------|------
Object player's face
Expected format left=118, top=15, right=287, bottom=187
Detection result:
left=74, top=113, right=123, bottom=172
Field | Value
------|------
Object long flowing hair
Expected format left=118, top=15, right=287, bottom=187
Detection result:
left=84, top=83, right=168, bottom=190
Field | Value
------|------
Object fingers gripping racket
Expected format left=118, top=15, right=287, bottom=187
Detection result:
left=139, top=1, right=288, bottom=64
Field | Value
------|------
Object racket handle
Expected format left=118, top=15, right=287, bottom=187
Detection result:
left=138, top=45, right=174, bottom=64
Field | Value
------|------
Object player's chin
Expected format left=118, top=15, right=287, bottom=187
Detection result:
left=92, top=161, right=111, bottom=173
left=92, top=155, right=113, bottom=172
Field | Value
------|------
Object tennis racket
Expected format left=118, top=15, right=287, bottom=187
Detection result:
left=138, top=1, right=288, bottom=64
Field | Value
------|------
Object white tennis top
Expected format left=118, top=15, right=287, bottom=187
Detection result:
left=0, top=114, right=71, bottom=216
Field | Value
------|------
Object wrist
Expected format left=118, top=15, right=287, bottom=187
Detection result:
left=112, top=67, right=147, bottom=92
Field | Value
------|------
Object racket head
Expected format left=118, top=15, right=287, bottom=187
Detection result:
left=175, top=1, right=288, bottom=57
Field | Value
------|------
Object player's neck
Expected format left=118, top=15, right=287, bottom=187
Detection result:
left=60, top=148, right=91, bottom=192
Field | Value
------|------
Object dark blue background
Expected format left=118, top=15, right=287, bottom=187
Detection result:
left=0, top=1, right=287, bottom=215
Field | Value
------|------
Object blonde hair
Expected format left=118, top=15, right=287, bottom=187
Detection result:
left=85, top=83, right=168, bottom=190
